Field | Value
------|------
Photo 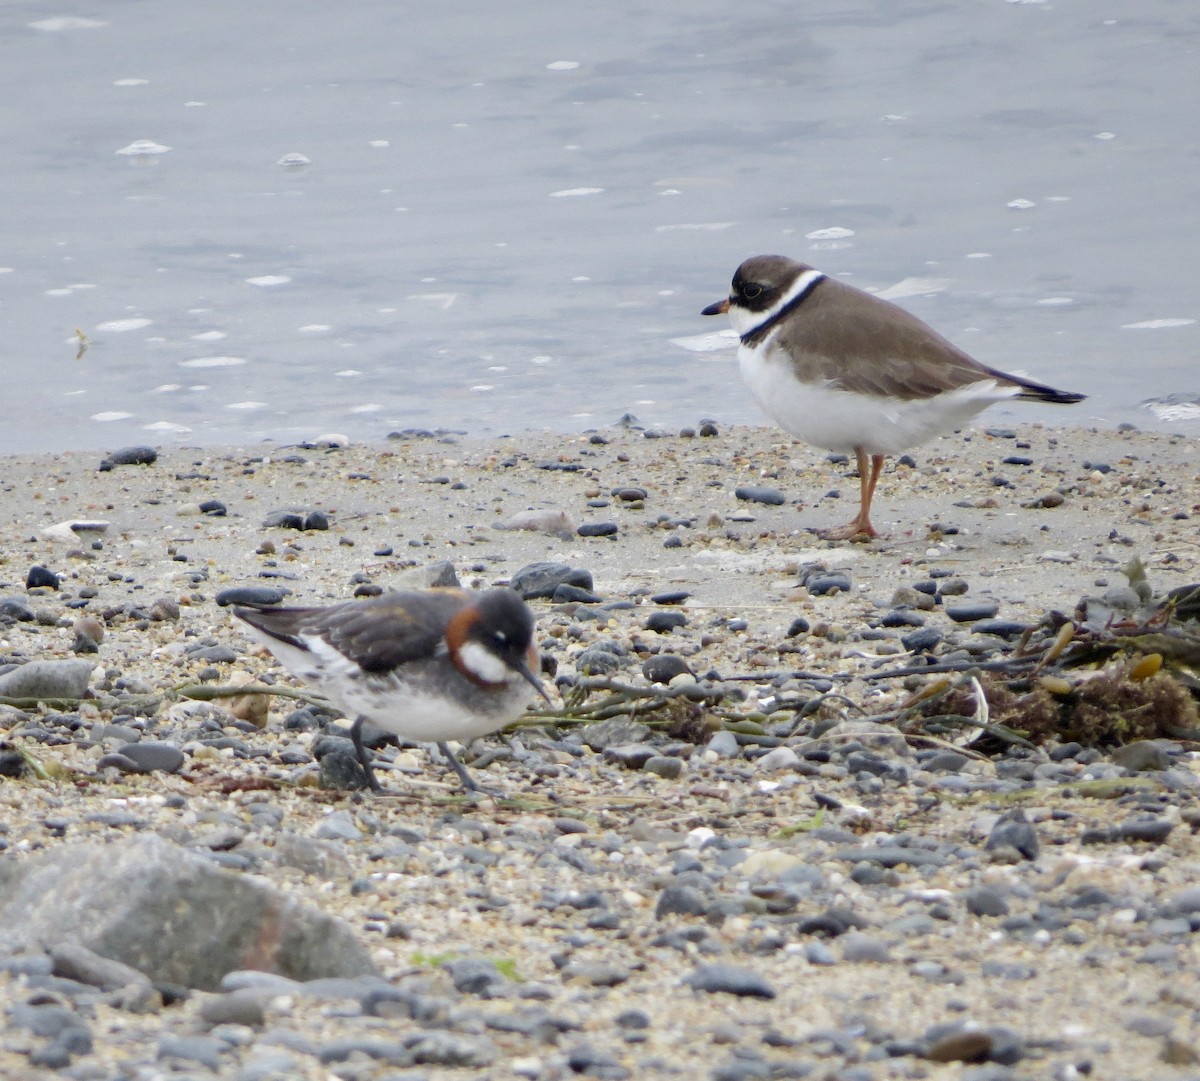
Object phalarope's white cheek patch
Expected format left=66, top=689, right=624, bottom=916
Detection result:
left=457, top=641, right=511, bottom=686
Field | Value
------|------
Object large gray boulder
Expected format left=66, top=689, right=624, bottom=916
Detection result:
left=0, top=834, right=377, bottom=990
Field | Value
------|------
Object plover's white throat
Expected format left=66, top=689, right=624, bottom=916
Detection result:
left=234, top=587, right=550, bottom=793
left=703, top=254, right=1085, bottom=539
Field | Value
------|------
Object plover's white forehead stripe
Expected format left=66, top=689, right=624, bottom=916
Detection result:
left=735, top=268, right=826, bottom=341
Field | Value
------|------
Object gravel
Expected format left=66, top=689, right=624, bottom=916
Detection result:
left=0, top=421, right=1198, bottom=1079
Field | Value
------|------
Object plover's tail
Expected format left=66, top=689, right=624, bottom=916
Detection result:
left=988, top=366, right=1086, bottom=405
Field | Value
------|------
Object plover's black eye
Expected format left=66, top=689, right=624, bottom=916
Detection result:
left=742, top=283, right=763, bottom=299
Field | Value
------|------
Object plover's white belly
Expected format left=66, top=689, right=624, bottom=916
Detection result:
left=739, top=345, right=1019, bottom=456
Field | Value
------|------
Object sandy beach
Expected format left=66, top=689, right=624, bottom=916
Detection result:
left=1, top=419, right=1199, bottom=1079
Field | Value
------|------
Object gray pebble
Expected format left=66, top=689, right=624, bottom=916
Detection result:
left=757, top=746, right=799, bottom=772
left=312, top=810, right=363, bottom=842
left=971, top=619, right=1029, bottom=639
left=684, top=963, right=776, bottom=999
left=656, top=884, right=709, bottom=919
left=217, top=587, right=289, bottom=607
left=575, top=646, right=626, bottom=675
left=0, top=658, right=94, bottom=699
left=199, top=990, right=266, bottom=1028
left=603, top=743, right=659, bottom=770
left=805, top=941, right=837, bottom=965
left=986, top=810, right=1040, bottom=861
left=964, top=886, right=1010, bottom=917
left=806, top=573, right=852, bottom=596
left=50, top=941, right=151, bottom=991
left=946, top=601, right=1001, bottom=622
left=100, top=445, right=158, bottom=470
left=734, top=485, right=786, bottom=505
left=118, top=741, right=185, bottom=774
left=645, top=610, right=688, bottom=633
left=706, top=730, right=741, bottom=758
left=509, top=561, right=594, bottom=599
left=902, top=627, right=942, bottom=652
left=642, top=654, right=692, bottom=683
left=561, top=961, right=630, bottom=987
left=643, top=756, right=685, bottom=780
left=577, top=521, right=618, bottom=537
left=839, top=932, right=892, bottom=963
left=1110, top=741, right=1171, bottom=772
left=158, top=1034, right=226, bottom=1071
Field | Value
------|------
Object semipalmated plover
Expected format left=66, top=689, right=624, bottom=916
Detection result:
left=234, top=587, right=549, bottom=793
left=702, top=254, right=1085, bottom=539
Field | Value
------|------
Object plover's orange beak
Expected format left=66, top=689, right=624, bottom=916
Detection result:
left=701, top=298, right=730, bottom=316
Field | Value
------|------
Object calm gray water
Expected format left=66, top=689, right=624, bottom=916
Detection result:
left=2, top=1, right=1197, bottom=453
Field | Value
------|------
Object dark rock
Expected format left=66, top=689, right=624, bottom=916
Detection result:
left=446, top=957, right=509, bottom=997
left=0, top=834, right=377, bottom=990
left=986, top=810, right=1040, bottom=861
left=650, top=590, right=690, bottom=605
left=262, top=510, right=307, bottom=530
left=216, top=587, right=289, bottom=607
left=922, top=751, right=970, bottom=772
left=645, top=611, right=688, bottom=633
left=578, top=522, right=618, bottom=538
left=510, top=561, right=594, bottom=599
left=0, top=597, right=36, bottom=621
left=734, top=485, right=786, bottom=506
left=656, top=884, right=709, bottom=919
left=552, top=583, right=603, bottom=603
left=925, top=1028, right=993, bottom=1063
left=642, top=654, right=692, bottom=683
left=806, top=573, right=852, bottom=596
left=303, top=510, right=329, bottom=530
left=902, top=627, right=943, bottom=652
left=26, top=566, right=60, bottom=590
left=603, top=743, right=659, bottom=770
left=189, top=644, right=238, bottom=663
left=785, top=617, right=810, bottom=637
left=684, top=964, right=775, bottom=999
left=575, top=646, right=627, bottom=675
left=964, top=887, right=1010, bottom=917
left=198, top=499, right=227, bottom=516
left=971, top=619, right=1029, bottom=639
left=644, top=756, right=685, bottom=780
left=99, top=446, right=158, bottom=470
left=116, top=741, right=185, bottom=774
left=882, top=609, right=925, bottom=628
left=946, top=602, right=1001, bottom=623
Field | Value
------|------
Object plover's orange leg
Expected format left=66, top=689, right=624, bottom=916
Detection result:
left=818, top=447, right=884, bottom=540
